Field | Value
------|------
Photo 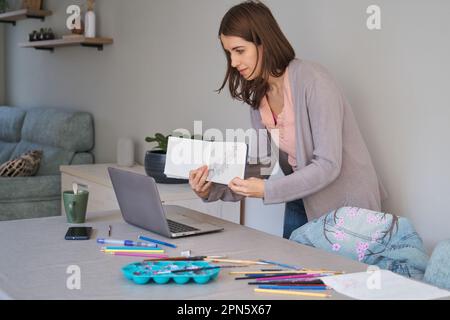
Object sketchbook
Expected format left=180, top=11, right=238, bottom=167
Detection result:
left=164, top=137, right=247, bottom=185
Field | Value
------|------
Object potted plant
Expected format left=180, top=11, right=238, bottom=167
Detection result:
left=144, top=133, right=188, bottom=184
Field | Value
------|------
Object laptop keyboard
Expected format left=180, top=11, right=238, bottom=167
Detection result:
left=167, top=219, right=199, bottom=233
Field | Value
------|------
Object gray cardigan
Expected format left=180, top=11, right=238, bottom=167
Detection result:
left=205, top=59, right=387, bottom=220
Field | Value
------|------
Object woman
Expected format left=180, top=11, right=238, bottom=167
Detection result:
left=189, top=0, right=387, bottom=239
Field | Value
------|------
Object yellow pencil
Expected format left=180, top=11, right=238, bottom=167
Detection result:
left=254, top=288, right=331, bottom=298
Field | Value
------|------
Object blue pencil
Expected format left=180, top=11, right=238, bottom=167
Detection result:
left=258, top=285, right=327, bottom=291
left=138, top=235, right=177, bottom=248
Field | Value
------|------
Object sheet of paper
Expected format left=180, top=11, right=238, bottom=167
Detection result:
left=320, top=269, right=450, bottom=300
left=208, top=141, right=247, bottom=185
left=164, top=137, right=208, bottom=180
left=164, top=137, right=247, bottom=185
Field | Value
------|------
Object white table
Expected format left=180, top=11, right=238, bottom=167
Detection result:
left=0, top=209, right=368, bottom=300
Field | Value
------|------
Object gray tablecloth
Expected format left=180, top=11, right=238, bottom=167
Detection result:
left=0, top=210, right=368, bottom=300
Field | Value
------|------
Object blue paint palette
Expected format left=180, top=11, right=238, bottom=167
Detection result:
left=121, top=261, right=221, bottom=285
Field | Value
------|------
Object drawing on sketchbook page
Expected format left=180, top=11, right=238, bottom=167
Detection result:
left=164, top=137, right=247, bottom=185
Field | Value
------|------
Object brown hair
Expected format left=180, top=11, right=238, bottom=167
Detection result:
left=217, top=1, right=295, bottom=109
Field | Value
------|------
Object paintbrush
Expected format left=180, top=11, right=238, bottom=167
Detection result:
left=155, top=264, right=248, bottom=275
left=204, top=258, right=270, bottom=265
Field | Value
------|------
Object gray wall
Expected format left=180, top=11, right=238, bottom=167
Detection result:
left=4, top=0, right=450, bottom=252
left=0, top=24, right=4, bottom=104
left=5, top=0, right=250, bottom=162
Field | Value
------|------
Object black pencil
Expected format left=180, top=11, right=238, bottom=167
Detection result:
left=242, top=273, right=303, bottom=277
left=143, top=256, right=206, bottom=262
left=235, top=274, right=318, bottom=280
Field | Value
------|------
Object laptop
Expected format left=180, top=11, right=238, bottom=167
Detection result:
left=107, top=167, right=224, bottom=238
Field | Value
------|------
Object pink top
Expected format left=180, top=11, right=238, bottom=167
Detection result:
left=259, top=67, right=297, bottom=168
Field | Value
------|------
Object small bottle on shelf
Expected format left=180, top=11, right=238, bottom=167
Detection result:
left=84, top=0, right=96, bottom=38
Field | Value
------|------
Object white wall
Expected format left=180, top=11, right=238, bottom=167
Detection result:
left=4, top=0, right=450, bottom=251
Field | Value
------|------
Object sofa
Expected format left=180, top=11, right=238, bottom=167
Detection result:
left=0, top=106, right=94, bottom=221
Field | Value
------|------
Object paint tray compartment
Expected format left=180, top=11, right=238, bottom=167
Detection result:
left=122, top=261, right=220, bottom=285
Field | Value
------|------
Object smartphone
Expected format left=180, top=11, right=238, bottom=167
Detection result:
left=65, top=227, right=93, bottom=240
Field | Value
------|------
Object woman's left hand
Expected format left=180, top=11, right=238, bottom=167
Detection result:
left=228, top=177, right=265, bottom=198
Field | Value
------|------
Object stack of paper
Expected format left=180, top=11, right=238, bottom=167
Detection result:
left=164, top=137, right=247, bottom=185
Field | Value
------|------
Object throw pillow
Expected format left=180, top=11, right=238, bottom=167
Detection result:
left=0, top=150, right=43, bottom=177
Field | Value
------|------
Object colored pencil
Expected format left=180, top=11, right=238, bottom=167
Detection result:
left=235, top=273, right=323, bottom=281
left=100, top=250, right=164, bottom=253
left=229, top=270, right=341, bottom=275
left=248, top=280, right=325, bottom=285
left=258, top=285, right=328, bottom=291
left=101, top=248, right=164, bottom=252
left=230, top=272, right=315, bottom=276
left=241, top=273, right=311, bottom=278
left=254, top=274, right=326, bottom=281
left=144, top=256, right=205, bottom=262
left=102, top=251, right=165, bottom=256
left=254, top=288, right=331, bottom=298
left=138, top=235, right=177, bottom=248
left=102, top=246, right=162, bottom=251
left=260, top=269, right=284, bottom=272
left=104, top=252, right=169, bottom=258
left=143, top=255, right=226, bottom=262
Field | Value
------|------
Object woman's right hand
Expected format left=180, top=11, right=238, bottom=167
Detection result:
left=189, top=165, right=213, bottom=199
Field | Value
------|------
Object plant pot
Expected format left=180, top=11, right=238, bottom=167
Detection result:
left=144, top=150, right=188, bottom=184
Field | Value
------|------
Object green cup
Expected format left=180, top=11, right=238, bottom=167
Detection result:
left=63, top=190, right=89, bottom=223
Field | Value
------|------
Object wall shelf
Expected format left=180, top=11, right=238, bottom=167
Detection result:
left=0, top=9, right=52, bottom=26
left=19, top=37, right=114, bottom=52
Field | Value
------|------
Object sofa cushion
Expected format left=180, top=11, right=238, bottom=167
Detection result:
left=71, top=152, right=95, bottom=165
left=0, top=142, right=18, bottom=164
left=10, top=142, right=74, bottom=176
left=0, top=107, right=26, bottom=163
left=0, top=175, right=61, bottom=202
left=0, top=106, right=26, bottom=142
left=0, top=150, right=43, bottom=177
left=0, top=200, right=60, bottom=221
left=21, top=107, right=94, bottom=152
left=0, top=199, right=61, bottom=221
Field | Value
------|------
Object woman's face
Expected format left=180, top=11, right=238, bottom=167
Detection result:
left=220, top=34, right=263, bottom=80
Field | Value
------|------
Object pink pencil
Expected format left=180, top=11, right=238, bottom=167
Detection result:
left=255, top=273, right=323, bottom=281
left=105, top=252, right=169, bottom=258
